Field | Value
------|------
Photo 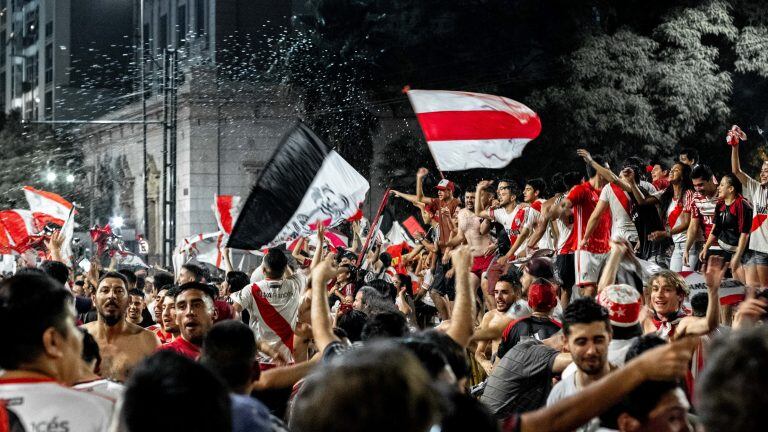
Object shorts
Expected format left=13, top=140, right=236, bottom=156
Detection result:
left=471, top=255, right=494, bottom=279
left=554, top=253, right=575, bottom=293
left=744, top=250, right=768, bottom=266
left=575, top=250, right=609, bottom=287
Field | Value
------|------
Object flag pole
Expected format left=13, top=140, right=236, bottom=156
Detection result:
left=356, top=188, right=391, bottom=267
left=404, top=87, right=446, bottom=181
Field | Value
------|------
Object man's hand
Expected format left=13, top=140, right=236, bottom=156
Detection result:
left=496, top=255, right=508, bottom=266
left=579, top=237, right=590, bottom=250
left=445, top=268, right=455, bottom=279
left=450, top=245, right=471, bottom=274
left=576, top=149, right=593, bottom=163
left=633, top=336, right=698, bottom=381
left=312, top=255, right=339, bottom=284
left=476, top=180, right=493, bottom=191
left=733, top=296, right=768, bottom=329
left=648, top=230, right=669, bottom=241
left=45, top=230, right=65, bottom=259
left=704, top=254, right=727, bottom=290
left=417, top=167, right=429, bottom=178
left=484, top=243, right=498, bottom=257
left=316, top=222, right=325, bottom=241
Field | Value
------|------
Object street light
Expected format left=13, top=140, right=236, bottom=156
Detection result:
left=46, top=172, right=57, bottom=182
left=65, top=174, right=75, bottom=183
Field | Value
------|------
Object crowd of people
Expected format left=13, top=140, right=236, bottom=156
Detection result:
left=1, top=130, right=768, bottom=432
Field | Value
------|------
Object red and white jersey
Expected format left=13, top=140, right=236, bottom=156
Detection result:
left=553, top=194, right=572, bottom=253
left=599, top=184, right=637, bottom=242
left=528, top=199, right=555, bottom=250
left=490, top=204, right=536, bottom=256
left=230, top=272, right=307, bottom=364
left=743, top=177, right=768, bottom=253
left=0, top=376, right=114, bottom=432
left=691, top=191, right=718, bottom=242
left=661, top=190, right=694, bottom=244
left=562, top=182, right=611, bottom=254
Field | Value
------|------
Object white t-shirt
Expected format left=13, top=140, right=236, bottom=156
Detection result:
left=420, top=270, right=436, bottom=307
left=560, top=337, right=638, bottom=380
left=742, top=177, right=768, bottom=253
left=0, top=378, right=114, bottom=432
left=600, top=184, right=637, bottom=242
left=554, top=194, right=572, bottom=253
left=490, top=204, right=536, bottom=256
left=230, top=272, right=307, bottom=363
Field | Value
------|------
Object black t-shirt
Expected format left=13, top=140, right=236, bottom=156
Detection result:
left=712, top=200, right=753, bottom=249
left=492, top=221, right=511, bottom=256
left=496, top=315, right=562, bottom=360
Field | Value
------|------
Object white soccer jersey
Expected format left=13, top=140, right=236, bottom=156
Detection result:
left=743, top=177, right=768, bottom=254
left=0, top=377, right=114, bottom=432
left=230, top=272, right=307, bottom=364
left=600, top=183, right=637, bottom=242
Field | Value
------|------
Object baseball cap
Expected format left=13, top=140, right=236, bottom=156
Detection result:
left=436, top=179, right=455, bottom=192
left=528, top=280, right=558, bottom=311
left=597, top=284, right=642, bottom=327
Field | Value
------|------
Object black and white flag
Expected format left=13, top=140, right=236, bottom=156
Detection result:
left=227, top=122, right=369, bottom=250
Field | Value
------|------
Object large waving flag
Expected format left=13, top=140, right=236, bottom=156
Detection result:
left=406, top=89, right=542, bottom=171
left=177, top=231, right=227, bottom=271
left=23, top=186, right=76, bottom=227
left=213, top=195, right=241, bottom=236
left=227, top=122, right=369, bottom=250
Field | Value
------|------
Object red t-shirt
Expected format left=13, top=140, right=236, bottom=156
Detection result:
left=562, top=182, right=611, bottom=254
left=158, top=336, right=201, bottom=360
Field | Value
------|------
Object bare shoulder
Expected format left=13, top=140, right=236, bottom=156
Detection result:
left=479, top=311, right=494, bottom=327
left=81, top=321, right=97, bottom=332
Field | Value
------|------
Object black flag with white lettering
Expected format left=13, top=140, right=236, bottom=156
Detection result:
left=227, top=121, right=369, bottom=250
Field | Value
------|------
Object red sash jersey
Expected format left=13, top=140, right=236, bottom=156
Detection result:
left=158, top=336, right=201, bottom=360
left=561, top=182, right=611, bottom=254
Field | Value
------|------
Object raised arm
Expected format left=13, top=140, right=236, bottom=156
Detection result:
left=597, top=240, right=628, bottom=293
left=390, top=190, right=422, bottom=205
left=475, top=180, right=495, bottom=220
left=310, top=224, right=325, bottom=271
left=415, top=167, right=433, bottom=204
left=310, top=256, right=341, bottom=352
left=731, top=141, right=752, bottom=185
left=292, top=237, right=308, bottom=262
left=445, top=246, right=475, bottom=348
left=676, top=255, right=724, bottom=339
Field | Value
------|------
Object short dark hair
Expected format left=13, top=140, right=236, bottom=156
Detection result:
left=180, top=263, right=205, bottom=282
left=368, top=278, right=397, bottom=302
left=0, top=273, right=74, bottom=369
left=378, top=252, right=393, bottom=268
left=40, top=260, right=70, bottom=286
left=649, top=158, right=667, bottom=171
left=721, top=173, right=743, bottom=196
left=153, top=271, right=175, bottom=290
left=624, top=334, right=667, bottom=363
left=563, top=171, right=583, bottom=189
left=80, top=328, right=101, bottom=371
left=497, top=273, right=523, bottom=295
left=497, top=179, right=519, bottom=196
left=122, top=351, right=232, bottom=432
left=697, top=326, right=768, bottom=432
left=690, top=292, right=709, bottom=317
left=361, top=311, right=409, bottom=341
left=263, top=248, right=288, bottom=278
left=691, top=164, right=713, bottom=182
left=562, top=298, right=610, bottom=336
left=526, top=178, right=546, bottom=195
left=680, top=147, right=698, bottom=163
left=225, top=271, right=250, bottom=293
left=413, top=330, right=470, bottom=381
left=175, top=282, right=218, bottom=302
left=290, top=341, right=438, bottom=432
left=400, top=338, right=450, bottom=380
left=550, top=173, right=566, bottom=194
left=128, top=288, right=145, bottom=299
left=118, top=269, right=138, bottom=287
left=336, top=309, right=368, bottom=343
left=98, top=271, right=129, bottom=286
left=200, top=320, right=258, bottom=391
left=585, top=154, right=607, bottom=179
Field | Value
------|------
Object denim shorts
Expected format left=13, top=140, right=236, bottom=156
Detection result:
left=744, top=250, right=768, bottom=266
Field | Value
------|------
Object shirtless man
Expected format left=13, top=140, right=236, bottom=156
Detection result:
left=82, top=272, right=160, bottom=382
left=474, top=274, right=523, bottom=373
left=445, top=190, right=495, bottom=309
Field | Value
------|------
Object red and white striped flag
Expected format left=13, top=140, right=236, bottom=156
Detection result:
left=213, top=195, right=241, bottom=236
left=406, top=89, right=542, bottom=171
left=23, top=186, right=76, bottom=227
left=178, top=231, right=226, bottom=270
left=0, top=209, right=37, bottom=252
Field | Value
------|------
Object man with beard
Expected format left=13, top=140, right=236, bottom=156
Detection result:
left=547, top=298, right=615, bottom=415
left=82, top=272, right=160, bottom=382
left=474, top=274, right=522, bottom=374
left=160, top=282, right=218, bottom=359
left=125, top=289, right=146, bottom=326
